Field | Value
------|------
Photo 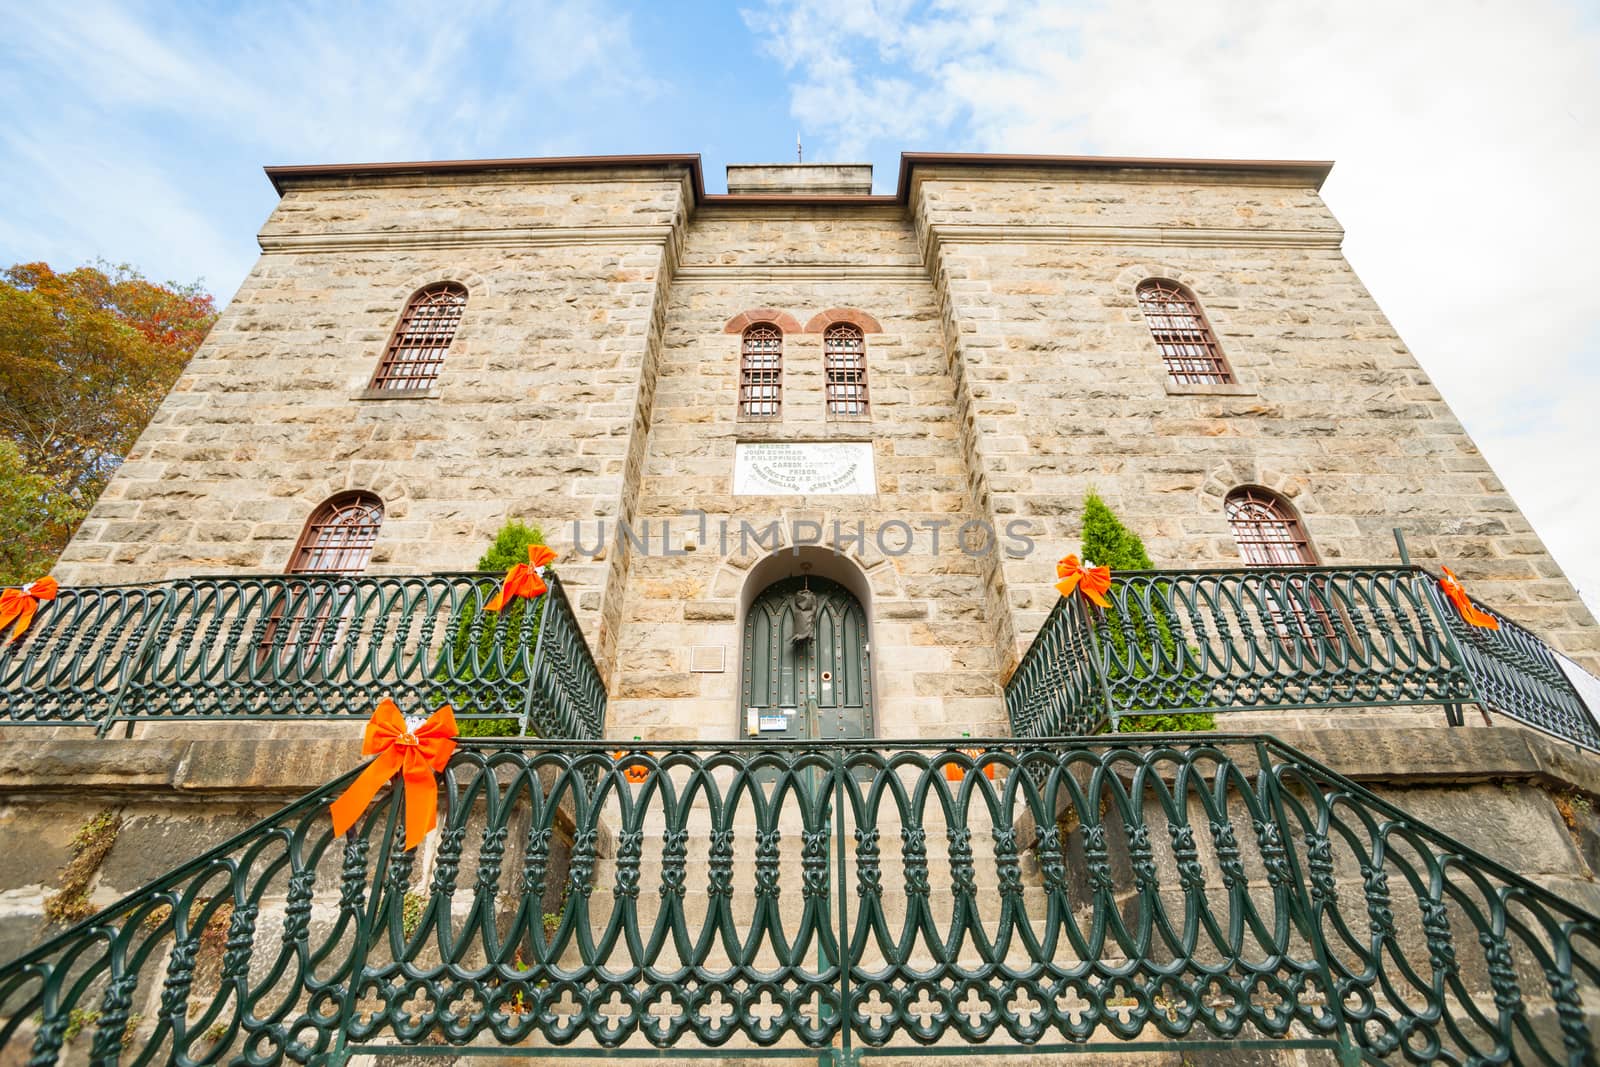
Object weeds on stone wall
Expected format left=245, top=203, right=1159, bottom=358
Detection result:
left=1552, top=789, right=1596, bottom=859
left=42, top=808, right=122, bottom=926
left=60, top=1007, right=140, bottom=1048
left=401, top=891, right=426, bottom=940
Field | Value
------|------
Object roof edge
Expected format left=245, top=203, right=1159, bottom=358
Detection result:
left=895, top=152, right=1334, bottom=197
left=261, top=150, right=1334, bottom=201
left=264, top=153, right=706, bottom=196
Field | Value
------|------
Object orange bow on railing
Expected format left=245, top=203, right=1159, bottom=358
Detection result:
left=1439, top=567, right=1500, bottom=631
left=1055, top=555, right=1112, bottom=608
left=329, top=699, right=458, bottom=850
left=485, top=545, right=558, bottom=612
left=0, top=576, right=59, bottom=642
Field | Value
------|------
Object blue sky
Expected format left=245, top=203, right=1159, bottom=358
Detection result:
left=3, top=0, right=1599, bottom=616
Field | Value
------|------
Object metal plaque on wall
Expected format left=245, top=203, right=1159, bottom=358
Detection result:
left=732, top=441, right=876, bottom=495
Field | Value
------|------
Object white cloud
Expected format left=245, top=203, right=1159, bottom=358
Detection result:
left=0, top=0, right=656, bottom=295
left=748, top=0, right=1600, bottom=614
left=0, top=115, right=240, bottom=290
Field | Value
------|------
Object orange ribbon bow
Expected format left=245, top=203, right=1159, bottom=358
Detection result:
left=330, top=699, right=458, bottom=850
left=485, top=545, right=558, bottom=612
left=1055, top=555, right=1112, bottom=608
left=1439, top=568, right=1500, bottom=631
left=0, top=576, right=59, bottom=642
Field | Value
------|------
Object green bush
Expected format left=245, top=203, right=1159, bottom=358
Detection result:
left=1080, top=492, right=1214, bottom=734
left=477, top=520, right=545, bottom=572
left=440, top=521, right=551, bottom=738
left=1081, top=491, right=1153, bottom=571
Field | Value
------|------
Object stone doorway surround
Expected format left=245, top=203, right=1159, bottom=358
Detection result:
left=735, top=546, right=880, bottom=741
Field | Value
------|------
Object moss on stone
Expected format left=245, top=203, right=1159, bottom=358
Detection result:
left=43, top=808, right=122, bottom=927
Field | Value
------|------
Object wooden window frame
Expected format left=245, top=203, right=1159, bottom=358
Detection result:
left=367, top=283, right=468, bottom=393
left=738, top=323, right=783, bottom=420
left=287, top=492, right=384, bottom=575
left=823, top=323, right=870, bottom=419
left=264, top=492, right=383, bottom=667
left=1225, top=488, right=1317, bottom=567
left=1136, top=279, right=1235, bottom=386
left=1226, top=487, right=1336, bottom=646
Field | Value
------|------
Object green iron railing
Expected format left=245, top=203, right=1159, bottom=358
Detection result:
left=0, top=583, right=170, bottom=726
left=0, top=736, right=1595, bottom=1064
left=1424, top=581, right=1600, bottom=751
left=0, top=572, right=605, bottom=739
left=1007, top=565, right=1600, bottom=751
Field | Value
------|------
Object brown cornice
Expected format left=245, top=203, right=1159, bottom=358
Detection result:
left=264, top=153, right=705, bottom=196
left=895, top=151, right=1334, bottom=196
left=263, top=151, right=1334, bottom=201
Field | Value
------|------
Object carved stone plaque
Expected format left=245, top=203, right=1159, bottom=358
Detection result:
left=733, top=442, right=876, bottom=496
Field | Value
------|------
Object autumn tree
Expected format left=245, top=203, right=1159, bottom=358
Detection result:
left=0, top=441, right=78, bottom=585
left=0, top=261, right=216, bottom=580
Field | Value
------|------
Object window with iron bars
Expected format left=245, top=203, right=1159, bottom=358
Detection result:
left=739, top=324, right=782, bottom=419
left=1226, top=488, right=1316, bottom=567
left=368, top=283, right=468, bottom=391
left=1136, top=279, right=1234, bottom=385
left=824, top=323, right=869, bottom=417
left=1225, top=487, right=1336, bottom=649
left=266, top=492, right=384, bottom=669
left=288, top=492, right=384, bottom=575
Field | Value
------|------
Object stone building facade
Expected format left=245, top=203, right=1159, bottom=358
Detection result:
left=52, top=152, right=1600, bottom=742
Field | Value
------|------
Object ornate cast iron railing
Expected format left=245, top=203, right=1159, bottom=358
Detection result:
left=1, top=736, right=1595, bottom=1065
left=0, top=582, right=170, bottom=726
left=0, top=573, right=605, bottom=740
left=1424, top=582, right=1600, bottom=751
left=1007, top=565, right=1600, bottom=751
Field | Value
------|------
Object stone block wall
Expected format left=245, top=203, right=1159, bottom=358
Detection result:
left=910, top=164, right=1600, bottom=673
left=44, top=154, right=1600, bottom=737
left=54, top=167, right=693, bottom=666
left=603, top=206, right=1007, bottom=741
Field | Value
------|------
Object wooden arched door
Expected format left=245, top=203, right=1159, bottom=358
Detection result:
left=740, top=575, right=873, bottom=741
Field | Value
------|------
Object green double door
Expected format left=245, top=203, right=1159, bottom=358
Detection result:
left=740, top=575, right=874, bottom=742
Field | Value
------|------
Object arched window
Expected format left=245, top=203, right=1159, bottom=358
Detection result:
left=1225, top=487, right=1316, bottom=566
left=368, top=283, right=468, bottom=391
left=288, top=492, right=384, bottom=574
left=824, top=323, right=869, bottom=417
left=739, top=323, right=783, bottom=419
left=1136, top=279, right=1234, bottom=385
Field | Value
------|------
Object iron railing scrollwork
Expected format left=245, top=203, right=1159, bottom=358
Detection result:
left=1007, top=564, right=1600, bottom=751
left=0, top=583, right=171, bottom=726
left=1421, top=579, right=1600, bottom=750
left=0, top=572, right=606, bottom=739
left=1, top=737, right=1594, bottom=1064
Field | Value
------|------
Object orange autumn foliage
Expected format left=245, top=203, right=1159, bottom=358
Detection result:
left=0, top=261, right=216, bottom=583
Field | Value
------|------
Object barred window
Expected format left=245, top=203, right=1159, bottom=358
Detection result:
left=368, top=283, right=468, bottom=391
left=739, top=323, right=783, bottom=418
left=1225, top=488, right=1316, bottom=567
left=288, top=492, right=384, bottom=575
left=1136, top=279, right=1234, bottom=385
left=824, top=323, right=869, bottom=417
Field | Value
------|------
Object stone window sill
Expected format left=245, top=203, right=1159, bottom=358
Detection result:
left=352, top=386, right=443, bottom=401
left=738, top=430, right=871, bottom=445
left=1163, top=379, right=1258, bottom=398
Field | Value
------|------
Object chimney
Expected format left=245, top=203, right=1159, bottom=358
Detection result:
left=725, top=163, right=873, bottom=196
